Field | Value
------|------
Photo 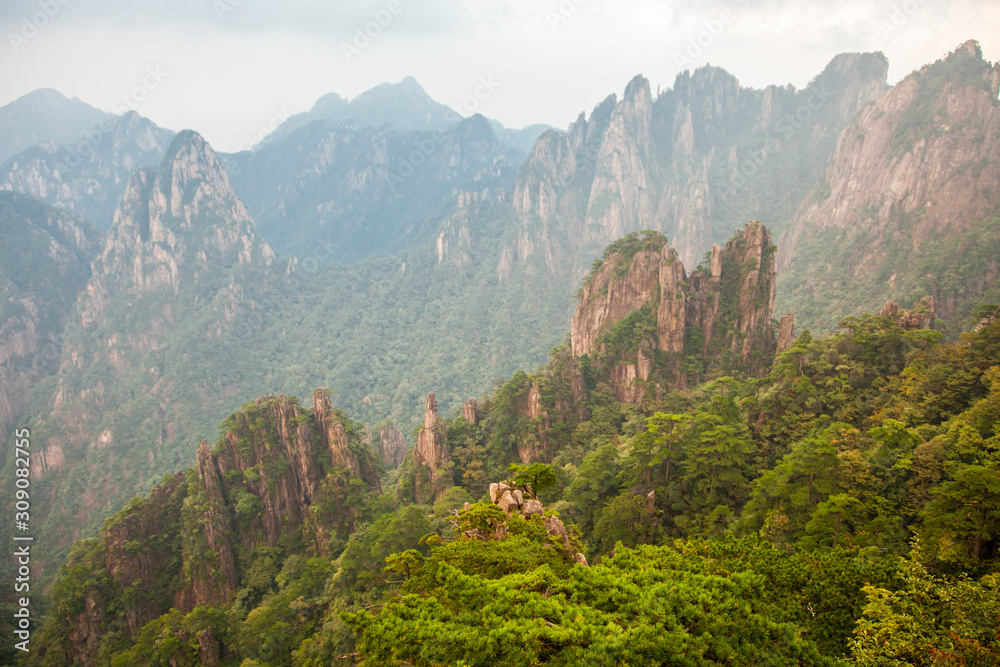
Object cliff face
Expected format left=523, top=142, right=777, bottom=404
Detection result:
left=508, top=53, right=888, bottom=282
left=413, top=392, right=452, bottom=502
left=570, top=222, right=778, bottom=400
left=371, top=420, right=408, bottom=469
left=0, top=111, right=174, bottom=229
left=61, top=392, right=380, bottom=666
left=779, top=40, right=1000, bottom=333
left=0, top=193, right=101, bottom=443
left=25, top=130, right=281, bottom=580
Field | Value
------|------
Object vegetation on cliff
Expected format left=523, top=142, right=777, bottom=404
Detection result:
left=20, top=221, right=1000, bottom=665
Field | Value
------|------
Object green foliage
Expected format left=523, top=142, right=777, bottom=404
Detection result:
left=344, top=537, right=843, bottom=666
left=851, top=546, right=1000, bottom=666
left=507, top=462, right=558, bottom=499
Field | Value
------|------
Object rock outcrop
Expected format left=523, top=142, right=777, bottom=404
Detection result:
left=776, top=314, right=795, bottom=354
left=487, top=481, right=588, bottom=566
left=880, top=296, right=937, bottom=331
left=462, top=398, right=478, bottom=425
left=413, top=393, right=452, bottom=502
left=570, top=222, right=779, bottom=400
left=371, top=420, right=408, bottom=469
left=61, top=391, right=380, bottom=666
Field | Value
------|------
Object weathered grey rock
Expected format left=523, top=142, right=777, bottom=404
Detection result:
left=522, top=499, right=544, bottom=518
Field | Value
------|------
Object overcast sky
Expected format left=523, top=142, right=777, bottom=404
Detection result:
left=1, top=0, right=998, bottom=152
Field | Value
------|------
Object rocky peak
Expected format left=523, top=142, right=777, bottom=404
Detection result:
left=56, top=391, right=381, bottom=666
left=413, top=392, right=452, bottom=501
left=505, top=51, right=888, bottom=286
left=486, top=480, right=588, bottom=566
left=778, top=39, right=1000, bottom=330
left=880, top=296, right=937, bottom=331
left=80, top=130, right=274, bottom=324
left=570, top=223, right=779, bottom=399
left=0, top=110, right=173, bottom=229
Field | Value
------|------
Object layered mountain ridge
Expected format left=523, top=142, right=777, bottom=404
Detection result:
left=507, top=52, right=889, bottom=282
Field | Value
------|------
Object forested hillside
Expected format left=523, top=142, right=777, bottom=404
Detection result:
left=19, top=225, right=1000, bottom=666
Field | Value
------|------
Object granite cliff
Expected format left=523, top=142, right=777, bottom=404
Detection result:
left=32, top=391, right=379, bottom=667
left=779, top=40, right=1000, bottom=333
left=506, top=52, right=888, bottom=283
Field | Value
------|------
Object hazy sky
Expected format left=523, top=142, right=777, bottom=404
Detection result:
left=1, top=0, right=998, bottom=152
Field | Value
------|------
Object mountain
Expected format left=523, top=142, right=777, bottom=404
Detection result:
left=225, top=113, right=523, bottom=262
left=259, top=76, right=549, bottom=159
left=25, top=225, right=1000, bottom=665
left=261, top=77, right=457, bottom=146
left=26, top=390, right=382, bottom=667
left=15, top=128, right=569, bottom=580
left=0, top=111, right=175, bottom=229
left=0, top=88, right=112, bottom=164
left=489, top=119, right=553, bottom=154
left=778, top=40, right=1000, bottom=334
left=18, top=130, right=280, bottom=574
left=0, top=193, right=101, bottom=441
left=508, top=52, right=889, bottom=281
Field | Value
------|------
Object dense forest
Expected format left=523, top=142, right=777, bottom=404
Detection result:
left=10, top=224, right=1000, bottom=665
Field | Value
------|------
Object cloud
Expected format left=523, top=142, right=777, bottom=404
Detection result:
left=0, top=0, right=473, bottom=37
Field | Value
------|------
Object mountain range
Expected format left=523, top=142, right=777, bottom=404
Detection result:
left=1, top=38, right=998, bottom=600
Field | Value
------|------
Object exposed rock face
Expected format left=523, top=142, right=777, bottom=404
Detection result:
left=880, top=296, right=937, bottom=331
left=779, top=40, right=1000, bottom=331
left=373, top=420, right=408, bottom=469
left=413, top=393, right=451, bottom=502
left=487, top=481, right=588, bottom=566
left=507, top=54, right=887, bottom=281
left=776, top=314, right=795, bottom=354
left=569, top=222, right=779, bottom=400
left=65, top=392, right=380, bottom=666
left=0, top=193, right=100, bottom=441
left=80, top=130, right=274, bottom=324
left=0, top=111, right=174, bottom=228
left=462, top=398, right=478, bottom=425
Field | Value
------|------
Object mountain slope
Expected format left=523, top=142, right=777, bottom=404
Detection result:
left=507, top=52, right=889, bottom=281
left=0, top=193, right=101, bottom=442
left=263, top=77, right=455, bottom=145
left=778, top=40, right=1000, bottom=334
left=0, top=88, right=112, bottom=164
left=0, top=111, right=175, bottom=229
left=225, top=114, right=523, bottom=262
